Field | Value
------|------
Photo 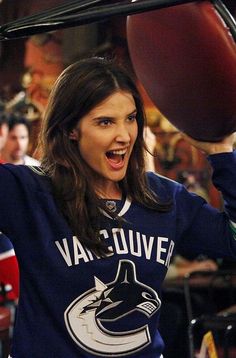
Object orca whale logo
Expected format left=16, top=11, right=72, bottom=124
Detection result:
left=64, top=260, right=161, bottom=356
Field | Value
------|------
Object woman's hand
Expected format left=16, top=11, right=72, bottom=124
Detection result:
left=181, top=132, right=236, bottom=155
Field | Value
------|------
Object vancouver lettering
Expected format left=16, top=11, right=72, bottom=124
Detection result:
left=55, top=228, right=174, bottom=267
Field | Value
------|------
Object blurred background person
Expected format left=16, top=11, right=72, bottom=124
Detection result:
left=0, top=111, right=19, bottom=302
left=1, top=114, right=40, bottom=165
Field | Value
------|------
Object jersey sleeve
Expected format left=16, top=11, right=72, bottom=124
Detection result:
left=0, top=165, right=18, bottom=232
left=209, top=151, right=236, bottom=232
left=176, top=151, right=236, bottom=259
left=0, top=164, right=32, bottom=236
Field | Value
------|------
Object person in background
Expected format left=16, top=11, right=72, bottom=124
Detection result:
left=1, top=114, right=40, bottom=165
left=0, top=111, right=19, bottom=301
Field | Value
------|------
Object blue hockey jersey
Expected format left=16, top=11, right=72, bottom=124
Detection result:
left=0, top=151, right=236, bottom=358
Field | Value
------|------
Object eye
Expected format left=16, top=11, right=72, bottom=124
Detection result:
left=98, top=118, right=113, bottom=126
left=127, top=113, right=137, bottom=122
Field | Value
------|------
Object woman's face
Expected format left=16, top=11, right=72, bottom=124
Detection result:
left=71, top=90, right=138, bottom=193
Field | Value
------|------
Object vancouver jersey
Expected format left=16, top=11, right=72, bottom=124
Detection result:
left=0, top=152, right=236, bottom=358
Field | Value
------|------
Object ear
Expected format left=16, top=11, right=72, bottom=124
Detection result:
left=69, top=129, right=78, bottom=141
left=0, top=123, right=8, bottom=136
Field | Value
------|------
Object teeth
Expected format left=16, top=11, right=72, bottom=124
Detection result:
left=110, top=149, right=126, bottom=155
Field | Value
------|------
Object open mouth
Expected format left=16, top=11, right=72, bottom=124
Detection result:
left=106, top=149, right=126, bottom=164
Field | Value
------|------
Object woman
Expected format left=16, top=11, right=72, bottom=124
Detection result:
left=0, top=57, right=235, bottom=357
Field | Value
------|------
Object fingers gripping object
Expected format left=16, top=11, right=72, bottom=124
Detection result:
left=127, top=0, right=236, bottom=141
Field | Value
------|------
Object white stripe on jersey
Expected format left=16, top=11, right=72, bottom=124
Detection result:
left=0, top=248, right=15, bottom=260
left=230, top=220, right=236, bottom=240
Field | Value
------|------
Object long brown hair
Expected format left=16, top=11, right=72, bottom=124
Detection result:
left=40, top=57, right=171, bottom=256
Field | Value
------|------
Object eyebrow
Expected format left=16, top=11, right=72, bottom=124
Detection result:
left=128, top=109, right=138, bottom=116
left=93, top=109, right=137, bottom=121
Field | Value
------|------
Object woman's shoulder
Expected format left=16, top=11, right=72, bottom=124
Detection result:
left=0, top=163, right=51, bottom=192
left=145, top=171, right=182, bottom=203
left=146, top=171, right=182, bottom=191
left=0, top=163, right=45, bottom=177
left=146, top=171, right=206, bottom=209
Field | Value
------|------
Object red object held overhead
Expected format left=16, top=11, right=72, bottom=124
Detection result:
left=127, top=1, right=236, bottom=141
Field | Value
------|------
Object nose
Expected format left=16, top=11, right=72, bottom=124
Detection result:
left=16, top=139, right=22, bottom=149
left=115, top=123, right=131, bottom=143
